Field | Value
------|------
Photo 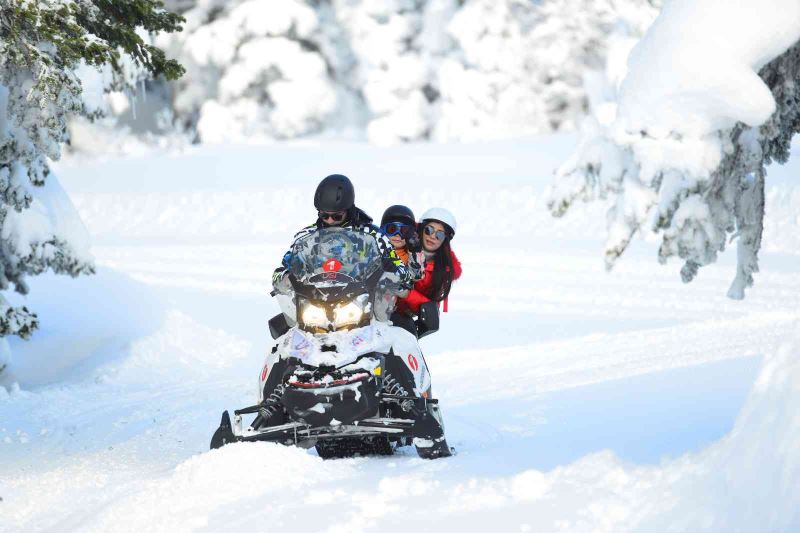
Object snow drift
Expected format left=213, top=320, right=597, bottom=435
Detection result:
left=2, top=269, right=165, bottom=388
left=633, top=325, right=800, bottom=532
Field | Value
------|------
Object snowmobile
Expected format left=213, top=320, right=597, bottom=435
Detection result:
left=210, top=227, right=451, bottom=459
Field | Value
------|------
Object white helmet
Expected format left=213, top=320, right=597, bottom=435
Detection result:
left=420, top=207, right=457, bottom=236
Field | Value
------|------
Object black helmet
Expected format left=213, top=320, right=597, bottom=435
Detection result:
left=381, top=204, right=415, bottom=228
left=314, top=174, right=355, bottom=212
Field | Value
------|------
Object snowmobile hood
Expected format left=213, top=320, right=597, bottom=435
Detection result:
left=281, top=323, right=392, bottom=368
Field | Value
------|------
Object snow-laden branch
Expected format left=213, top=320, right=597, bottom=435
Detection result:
left=0, top=0, right=183, bottom=355
left=549, top=0, right=800, bottom=299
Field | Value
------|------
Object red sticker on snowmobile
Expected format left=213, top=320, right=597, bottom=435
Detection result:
left=261, top=364, right=269, bottom=381
left=323, top=258, right=342, bottom=272
left=407, top=354, right=419, bottom=372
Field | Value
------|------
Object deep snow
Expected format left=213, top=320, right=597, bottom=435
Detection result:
left=0, top=135, right=798, bottom=532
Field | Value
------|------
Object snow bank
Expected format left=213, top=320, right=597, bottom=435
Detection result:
left=634, top=325, right=800, bottom=532
left=344, top=325, right=800, bottom=532
left=2, top=172, right=93, bottom=269
left=103, top=310, right=252, bottom=384
left=22, top=325, right=795, bottom=533
left=81, top=443, right=354, bottom=532
left=2, top=268, right=164, bottom=388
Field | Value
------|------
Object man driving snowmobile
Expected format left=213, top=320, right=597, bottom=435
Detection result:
left=272, top=174, right=416, bottom=291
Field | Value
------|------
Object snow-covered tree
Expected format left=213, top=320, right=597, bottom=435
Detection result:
left=0, top=0, right=183, bottom=359
left=332, top=0, right=659, bottom=144
left=158, top=0, right=350, bottom=143
left=434, top=0, right=656, bottom=142
left=333, top=0, right=459, bottom=144
left=549, top=0, right=800, bottom=299
left=119, top=0, right=660, bottom=145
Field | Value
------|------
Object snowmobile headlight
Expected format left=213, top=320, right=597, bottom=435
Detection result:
left=333, top=301, right=364, bottom=328
left=300, top=301, right=328, bottom=329
left=332, top=294, right=371, bottom=329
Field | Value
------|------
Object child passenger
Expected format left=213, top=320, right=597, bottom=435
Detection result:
left=380, top=205, right=424, bottom=335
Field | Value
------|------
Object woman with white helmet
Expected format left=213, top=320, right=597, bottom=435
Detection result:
left=395, top=207, right=462, bottom=318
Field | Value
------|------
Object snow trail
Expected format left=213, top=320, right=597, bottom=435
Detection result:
left=1, top=138, right=798, bottom=532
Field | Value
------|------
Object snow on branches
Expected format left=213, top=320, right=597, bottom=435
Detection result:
left=436, top=0, right=642, bottom=142
left=335, top=0, right=455, bottom=145
left=0, top=0, right=183, bottom=343
left=160, top=0, right=342, bottom=143
left=549, top=0, right=800, bottom=299
left=135, top=0, right=660, bottom=145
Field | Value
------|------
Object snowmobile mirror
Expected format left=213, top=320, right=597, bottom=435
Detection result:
left=416, top=301, right=439, bottom=339
left=268, top=313, right=290, bottom=340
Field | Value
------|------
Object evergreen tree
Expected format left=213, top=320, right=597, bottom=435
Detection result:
left=549, top=1, right=799, bottom=299
left=0, top=0, right=184, bottom=345
left=158, top=0, right=345, bottom=144
left=335, top=0, right=458, bottom=144
left=118, top=0, right=658, bottom=146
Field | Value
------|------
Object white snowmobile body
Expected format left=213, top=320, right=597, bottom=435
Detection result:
left=258, top=321, right=431, bottom=404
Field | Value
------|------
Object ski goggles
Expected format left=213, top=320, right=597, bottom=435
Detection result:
left=380, top=222, right=412, bottom=237
left=423, top=224, right=447, bottom=241
left=318, top=210, right=347, bottom=223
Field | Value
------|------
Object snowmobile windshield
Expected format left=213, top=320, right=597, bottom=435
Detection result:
left=287, top=228, right=383, bottom=288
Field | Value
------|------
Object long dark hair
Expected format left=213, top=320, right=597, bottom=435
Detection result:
left=422, top=229, right=454, bottom=302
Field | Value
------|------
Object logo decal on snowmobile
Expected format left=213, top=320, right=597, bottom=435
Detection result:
left=407, top=353, right=419, bottom=371
left=289, top=330, right=312, bottom=357
left=350, top=326, right=373, bottom=351
left=261, top=364, right=269, bottom=381
left=323, top=258, right=342, bottom=272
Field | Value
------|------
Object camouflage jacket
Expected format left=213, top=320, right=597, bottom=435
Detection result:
left=272, top=208, right=414, bottom=289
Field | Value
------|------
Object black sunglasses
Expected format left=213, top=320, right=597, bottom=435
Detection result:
left=423, top=224, right=447, bottom=241
left=318, top=210, right=347, bottom=223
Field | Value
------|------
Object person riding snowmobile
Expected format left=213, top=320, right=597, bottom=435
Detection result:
left=272, top=174, right=415, bottom=292
left=380, top=204, right=426, bottom=336
left=396, top=207, right=462, bottom=317
left=380, top=204, right=424, bottom=271
left=381, top=205, right=455, bottom=457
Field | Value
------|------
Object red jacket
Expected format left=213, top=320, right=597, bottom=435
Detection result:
left=396, top=249, right=462, bottom=315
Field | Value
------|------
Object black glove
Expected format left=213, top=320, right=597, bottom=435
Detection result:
left=406, top=231, right=422, bottom=253
left=382, top=257, right=398, bottom=272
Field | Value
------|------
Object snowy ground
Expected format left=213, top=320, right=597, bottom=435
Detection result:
left=1, top=135, right=798, bottom=532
